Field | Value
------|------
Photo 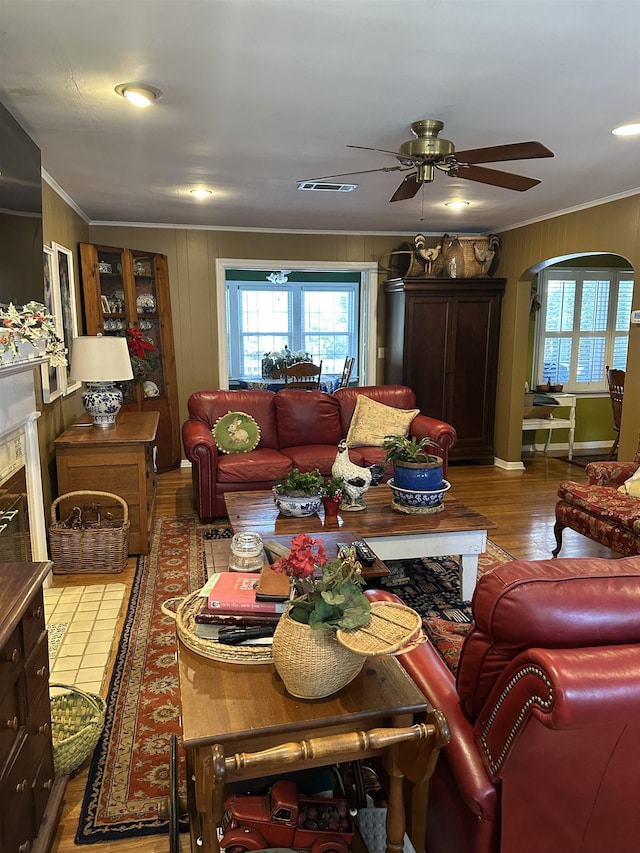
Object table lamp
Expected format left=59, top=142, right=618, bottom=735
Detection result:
left=70, top=335, right=134, bottom=427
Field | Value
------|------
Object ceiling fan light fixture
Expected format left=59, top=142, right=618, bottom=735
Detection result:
left=612, top=123, right=640, bottom=136
left=189, top=188, right=213, bottom=199
left=115, top=83, right=163, bottom=107
left=445, top=201, right=469, bottom=210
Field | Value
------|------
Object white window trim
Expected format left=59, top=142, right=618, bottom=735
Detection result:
left=215, top=258, right=378, bottom=389
left=533, top=266, right=633, bottom=394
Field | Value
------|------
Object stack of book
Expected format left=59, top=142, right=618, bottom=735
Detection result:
left=194, top=568, right=291, bottom=640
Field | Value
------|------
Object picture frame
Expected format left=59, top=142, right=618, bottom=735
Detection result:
left=40, top=244, right=65, bottom=402
left=52, top=241, right=81, bottom=394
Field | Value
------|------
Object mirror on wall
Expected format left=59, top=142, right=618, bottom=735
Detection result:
left=0, top=99, right=44, bottom=307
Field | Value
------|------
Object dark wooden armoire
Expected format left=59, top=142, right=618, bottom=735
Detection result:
left=384, top=277, right=505, bottom=464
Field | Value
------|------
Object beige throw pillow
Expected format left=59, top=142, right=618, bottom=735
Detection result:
left=618, top=465, right=640, bottom=497
left=346, top=395, right=419, bottom=448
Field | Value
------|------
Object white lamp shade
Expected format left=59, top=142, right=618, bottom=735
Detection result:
left=70, top=336, right=134, bottom=382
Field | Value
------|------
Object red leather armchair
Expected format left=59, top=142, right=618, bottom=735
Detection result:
left=367, top=555, right=640, bottom=853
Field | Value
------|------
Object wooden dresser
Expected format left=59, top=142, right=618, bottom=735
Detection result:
left=0, top=562, right=66, bottom=853
left=54, top=411, right=159, bottom=555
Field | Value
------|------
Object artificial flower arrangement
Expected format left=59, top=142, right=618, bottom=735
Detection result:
left=271, top=533, right=370, bottom=630
left=262, top=345, right=313, bottom=377
left=122, top=327, right=157, bottom=379
left=0, top=301, right=67, bottom=365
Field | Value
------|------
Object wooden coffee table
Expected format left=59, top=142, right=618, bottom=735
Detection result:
left=225, top=486, right=497, bottom=601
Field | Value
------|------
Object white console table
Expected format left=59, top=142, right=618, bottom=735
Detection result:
left=522, top=393, right=577, bottom=459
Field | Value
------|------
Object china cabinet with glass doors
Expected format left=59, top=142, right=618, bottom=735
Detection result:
left=79, top=242, right=180, bottom=472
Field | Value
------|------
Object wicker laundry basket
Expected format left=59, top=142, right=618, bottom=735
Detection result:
left=49, top=490, right=129, bottom=573
left=50, top=683, right=106, bottom=776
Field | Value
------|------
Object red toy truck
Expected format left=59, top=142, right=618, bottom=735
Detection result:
left=218, top=779, right=354, bottom=853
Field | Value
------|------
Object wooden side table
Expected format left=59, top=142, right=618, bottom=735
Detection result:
left=178, top=647, right=449, bottom=853
left=54, top=411, right=159, bottom=555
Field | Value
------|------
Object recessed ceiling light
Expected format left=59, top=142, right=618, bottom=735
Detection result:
left=189, top=188, right=213, bottom=199
left=445, top=201, right=469, bottom=210
left=612, top=123, right=640, bottom=136
left=115, top=83, right=163, bottom=107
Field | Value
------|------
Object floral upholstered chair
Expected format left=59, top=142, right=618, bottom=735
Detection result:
left=553, top=435, right=640, bottom=556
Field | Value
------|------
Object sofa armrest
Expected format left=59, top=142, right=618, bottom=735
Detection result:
left=365, top=589, right=497, bottom=821
left=409, top=414, right=457, bottom=475
left=476, top=644, right=640, bottom=779
left=585, top=460, right=638, bottom=486
left=182, top=418, right=219, bottom=465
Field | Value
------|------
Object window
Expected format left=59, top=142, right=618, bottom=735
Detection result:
left=226, top=270, right=360, bottom=378
left=535, top=266, right=633, bottom=392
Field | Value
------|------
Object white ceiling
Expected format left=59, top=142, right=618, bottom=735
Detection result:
left=1, top=0, right=639, bottom=235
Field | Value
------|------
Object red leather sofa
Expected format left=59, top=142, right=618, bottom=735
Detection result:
left=367, top=555, right=640, bottom=853
left=182, top=385, right=457, bottom=520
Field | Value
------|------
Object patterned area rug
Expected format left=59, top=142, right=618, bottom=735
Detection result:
left=380, top=540, right=514, bottom=674
left=76, top=518, right=511, bottom=842
left=76, top=515, right=231, bottom=844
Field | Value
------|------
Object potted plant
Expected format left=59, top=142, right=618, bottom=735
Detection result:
left=273, top=467, right=323, bottom=517
left=382, top=434, right=443, bottom=492
left=320, top=475, right=346, bottom=517
left=269, top=533, right=371, bottom=698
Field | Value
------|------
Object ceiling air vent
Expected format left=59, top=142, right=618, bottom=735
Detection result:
left=297, top=181, right=357, bottom=192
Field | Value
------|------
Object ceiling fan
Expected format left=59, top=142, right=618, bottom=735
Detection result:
left=307, top=119, right=554, bottom=203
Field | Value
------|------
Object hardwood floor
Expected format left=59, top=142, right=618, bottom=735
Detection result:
left=49, top=455, right=614, bottom=853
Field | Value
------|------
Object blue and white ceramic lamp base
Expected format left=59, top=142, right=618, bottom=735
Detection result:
left=82, top=382, right=123, bottom=428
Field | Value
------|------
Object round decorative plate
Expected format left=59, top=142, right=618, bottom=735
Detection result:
left=136, top=292, right=156, bottom=313
left=212, top=411, right=261, bottom=454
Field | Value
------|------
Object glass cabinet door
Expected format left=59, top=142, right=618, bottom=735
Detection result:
left=130, top=252, right=165, bottom=401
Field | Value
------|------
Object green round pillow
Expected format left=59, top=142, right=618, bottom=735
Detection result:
left=212, top=411, right=261, bottom=454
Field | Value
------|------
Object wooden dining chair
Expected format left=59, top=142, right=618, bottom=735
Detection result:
left=337, top=356, right=355, bottom=389
left=605, top=365, right=625, bottom=459
left=283, top=360, right=323, bottom=389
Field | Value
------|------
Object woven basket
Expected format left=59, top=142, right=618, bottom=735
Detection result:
left=437, top=234, right=500, bottom=278
left=161, top=590, right=274, bottom=665
left=336, top=601, right=423, bottom=656
left=50, top=683, right=106, bottom=776
left=271, top=608, right=365, bottom=699
left=49, top=490, right=129, bottom=574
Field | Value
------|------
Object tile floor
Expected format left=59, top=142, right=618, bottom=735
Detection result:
left=44, top=583, right=126, bottom=695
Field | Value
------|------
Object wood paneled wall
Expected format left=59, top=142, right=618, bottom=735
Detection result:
left=38, top=181, right=89, bottom=511
left=37, top=182, right=638, bottom=476
left=88, top=225, right=406, bottom=430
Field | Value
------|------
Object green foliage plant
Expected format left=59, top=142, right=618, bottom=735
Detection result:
left=382, top=434, right=441, bottom=466
left=274, top=467, right=323, bottom=496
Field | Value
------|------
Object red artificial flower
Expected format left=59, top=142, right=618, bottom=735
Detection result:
left=126, top=326, right=156, bottom=359
left=272, top=533, right=327, bottom=580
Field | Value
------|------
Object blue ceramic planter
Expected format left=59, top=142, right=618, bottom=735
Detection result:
left=393, top=461, right=443, bottom=492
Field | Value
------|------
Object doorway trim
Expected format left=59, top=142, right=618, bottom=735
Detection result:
left=214, top=258, right=379, bottom=388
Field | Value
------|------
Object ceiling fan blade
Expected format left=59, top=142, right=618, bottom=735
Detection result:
left=302, top=165, right=407, bottom=181
left=453, top=164, right=541, bottom=191
left=389, top=173, right=420, bottom=202
left=454, top=141, right=554, bottom=165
